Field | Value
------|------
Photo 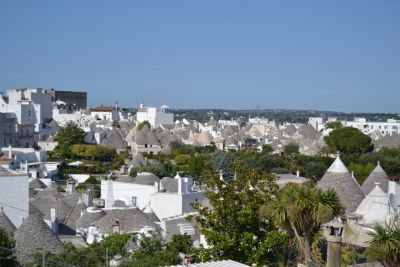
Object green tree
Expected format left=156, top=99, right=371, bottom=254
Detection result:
left=0, top=228, right=17, bottom=267
left=112, top=120, right=120, bottom=128
left=209, top=150, right=234, bottom=173
left=325, top=121, right=342, bottom=130
left=121, top=233, right=196, bottom=267
left=261, top=144, right=273, bottom=154
left=348, top=162, right=375, bottom=185
left=130, top=163, right=175, bottom=178
left=366, top=222, right=400, bottom=267
left=137, top=121, right=151, bottom=130
left=303, top=161, right=329, bottom=182
left=188, top=156, right=207, bottom=177
left=283, top=143, right=300, bottom=156
left=193, top=168, right=289, bottom=266
left=323, top=127, right=374, bottom=155
left=260, top=183, right=344, bottom=265
left=76, top=176, right=101, bottom=198
left=71, top=144, right=117, bottom=161
left=53, top=122, right=85, bottom=159
left=32, top=233, right=131, bottom=267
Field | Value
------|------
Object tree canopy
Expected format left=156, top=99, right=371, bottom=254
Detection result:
left=193, top=168, right=289, bottom=266
left=366, top=222, right=400, bottom=267
left=323, top=127, right=374, bottom=155
left=0, top=228, right=17, bottom=267
left=53, top=122, right=86, bottom=159
left=71, top=144, right=117, bottom=161
left=260, top=183, right=344, bottom=264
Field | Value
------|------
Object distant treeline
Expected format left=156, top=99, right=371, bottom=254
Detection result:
left=171, top=108, right=399, bottom=124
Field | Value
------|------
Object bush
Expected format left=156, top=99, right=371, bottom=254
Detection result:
left=71, top=144, right=116, bottom=161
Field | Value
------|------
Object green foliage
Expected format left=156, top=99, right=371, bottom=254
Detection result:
left=193, top=168, right=289, bottom=266
left=348, top=162, right=375, bottom=184
left=366, top=222, right=400, bottom=267
left=341, top=224, right=364, bottom=266
left=91, top=233, right=132, bottom=257
left=112, top=120, right=120, bottom=128
left=32, top=233, right=131, bottom=267
left=137, top=121, right=151, bottom=130
left=0, top=228, right=17, bottom=267
left=303, top=161, right=330, bottom=182
left=71, top=144, right=117, bottom=161
left=261, top=144, right=273, bottom=154
left=130, top=163, right=176, bottom=178
left=52, top=122, right=86, bottom=159
left=209, top=150, right=234, bottom=173
left=121, top=234, right=197, bottom=267
left=325, top=121, right=342, bottom=129
left=188, top=156, right=208, bottom=177
left=323, top=127, right=374, bottom=155
left=260, top=183, right=344, bottom=264
left=170, top=141, right=216, bottom=157
left=283, top=143, right=300, bottom=156
left=174, top=154, right=191, bottom=166
left=76, top=176, right=101, bottom=198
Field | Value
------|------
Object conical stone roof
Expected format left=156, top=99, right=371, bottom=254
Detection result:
left=15, top=214, right=63, bottom=264
left=0, top=207, right=16, bottom=235
left=317, top=156, right=365, bottom=214
left=361, top=162, right=389, bottom=195
left=355, top=184, right=388, bottom=225
left=29, top=178, right=46, bottom=190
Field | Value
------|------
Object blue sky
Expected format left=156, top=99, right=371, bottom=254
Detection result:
left=0, top=1, right=399, bottom=112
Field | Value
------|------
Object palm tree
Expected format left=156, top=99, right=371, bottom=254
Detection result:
left=260, top=183, right=343, bottom=264
left=366, top=221, right=400, bottom=267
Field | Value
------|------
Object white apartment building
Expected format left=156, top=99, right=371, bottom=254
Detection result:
left=0, top=88, right=52, bottom=133
left=308, top=117, right=325, bottom=131
left=342, top=118, right=400, bottom=135
left=136, top=103, right=174, bottom=128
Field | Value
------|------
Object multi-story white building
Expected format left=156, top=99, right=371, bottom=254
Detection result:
left=308, top=117, right=325, bottom=131
left=151, top=175, right=205, bottom=220
left=0, top=88, right=52, bottom=134
left=342, top=118, right=400, bottom=135
left=136, top=103, right=174, bottom=128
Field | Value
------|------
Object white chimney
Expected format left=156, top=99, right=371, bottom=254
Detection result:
left=178, top=178, right=183, bottom=195
left=219, top=170, right=224, bottom=181
left=105, top=180, right=114, bottom=209
left=154, top=181, right=161, bottom=193
left=50, top=208, right=58, bottom=234
left=86, top=189, right=93, bottom=207
left=8, top=145, right=12, bottom=159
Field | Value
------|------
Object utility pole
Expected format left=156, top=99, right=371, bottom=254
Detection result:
left=42, top=250, right=45, bottom=267
left=105, top=247, right=108, bottom=267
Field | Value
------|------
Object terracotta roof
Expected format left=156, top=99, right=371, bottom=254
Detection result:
left=92, top=106, right=113, bottom=112
left=388, top=176, right=400, bottom=181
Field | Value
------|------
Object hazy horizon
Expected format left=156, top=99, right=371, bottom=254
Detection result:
left=1, top=1, right=399, bottom=113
